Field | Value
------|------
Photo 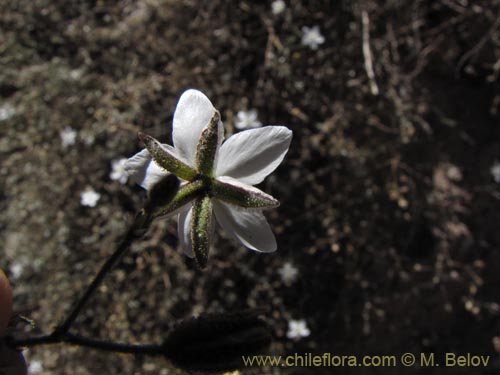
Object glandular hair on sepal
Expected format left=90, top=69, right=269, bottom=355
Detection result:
left=190, top=196, right=213, bottom=269
left=212, top=179, right=279, bottom=209
left=195, top=111, right=221, bottom=177
left=138, top=132, right=197, bottom=181
left=155, top=179, right=204, bottom=218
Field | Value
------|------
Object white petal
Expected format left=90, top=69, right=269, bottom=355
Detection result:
left=125, top=149, right=149, bottom=182
left=142, top=162, right=169, bottom=191
left=177, top=205, right=194, bottom=258
left=172, top=89, right=223, bottom=165
left=126, top=143, right=188, bottom=190
left=125, top=149, right=169, bottom=191
left=216, top=126, right=292, bottom=185
left=212, top=200, right=277, bottom=252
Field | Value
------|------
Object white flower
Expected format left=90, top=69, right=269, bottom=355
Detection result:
left=286, top=319, right=310, bottom=340
left=0, top=103, right=15, bottom=121
left=278, top=262, right=298, bottom=285
left=110, top=158, right=129, bottom=184
left=491, top=161, right=500, bottom=183
left=446, top=164, right=462, bottom=181
left=10, top=262, right=24, bottom=280
left=271, top=0, right=286, bottom=15
left=60, top=127, right=77, bottom=148
left=126, top=89, right=292, bottom=267
left=28, top=359, right=43, bottom=374
left=235, top=109, right=262, bottom=130
left=70, top=69, right=83, bottom=80
left=80, top=187, right=101, bottom=207
left=301, top=26, right=325, bottom=50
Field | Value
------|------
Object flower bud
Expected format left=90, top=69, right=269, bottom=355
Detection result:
left=162, top=310, right=272, bottom=372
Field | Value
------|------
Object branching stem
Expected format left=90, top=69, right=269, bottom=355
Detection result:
left=8, top=332, right=163, bottom=356
left=7, top=210, right=154, bottom=355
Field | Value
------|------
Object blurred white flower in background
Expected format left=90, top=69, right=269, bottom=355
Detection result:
left=446, top=164, right=462, bottom=181
left=80, top=187, right=100, bottom=207
left=28, top=359, right=43, bottom=374
left=271, top=0, right=286, bottom=15
left=60, top=127, right=77, bottom=148
left=110, top=158, right=129, bottom=184
left=9, top=262, right=24, bottom=280
left=0, top=103, right=15, bottom=121
left=491, top=161, right=500, bottom=183
left=235, top=109, right=262, bottom=130
left=301, top=26, right=325, bottom=50
left=286, top=319, right=310, bottom=340
left=69, top=69, right=83, bottom=80
left=278, top=262, right=299, bottom=285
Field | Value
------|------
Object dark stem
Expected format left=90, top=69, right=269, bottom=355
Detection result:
left=56, top=210, right=152, bottom=335
left=64, top=333, right=163, bottom=355
left=8, top=332, right=163, bottom=356
left=7, top=333, right=60, bottom=347
left=6, top=210, right=164, bottom=356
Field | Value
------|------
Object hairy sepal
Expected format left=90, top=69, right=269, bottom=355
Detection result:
left=154, top=180, right=204, bottom=218
left=139, top=133, right=197, bottom=181
left=190, top=196, right=213, bottom=269
left=195, top=111, right=221, bottom=177
left=212, top=177, right=279, bottom=209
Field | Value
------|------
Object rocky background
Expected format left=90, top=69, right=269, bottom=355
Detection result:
left=1, top=0, right=500, bottom=374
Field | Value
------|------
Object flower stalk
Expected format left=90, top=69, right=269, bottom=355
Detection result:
left=8, top=310, right=272, bottom=373
left=55, top=209, right=154, bottom=335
